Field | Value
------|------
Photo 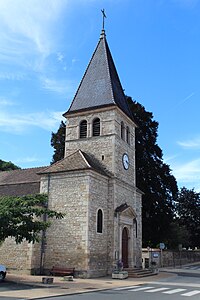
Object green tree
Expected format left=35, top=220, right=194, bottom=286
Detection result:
left=176, top=187, right=200, bottom=248
left=51, top=120, right=66, bottom=164
left=165, top=221, right=191, bottom=249
left=0, top=194, right=63, bottom=243
left=127, top=97, right=178, bottom=247
left=0, top=159, right=20, bottom=171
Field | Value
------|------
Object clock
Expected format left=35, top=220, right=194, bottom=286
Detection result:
left=122, top=153, right=129, bottom=170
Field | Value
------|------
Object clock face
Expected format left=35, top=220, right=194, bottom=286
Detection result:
left=122, top=153, right=129, bottom=170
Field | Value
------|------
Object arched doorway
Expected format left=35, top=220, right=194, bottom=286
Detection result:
left=122, top=227, right=129, bottom=268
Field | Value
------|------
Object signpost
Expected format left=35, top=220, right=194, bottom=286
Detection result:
left=160, top=243, right=165, bottom=267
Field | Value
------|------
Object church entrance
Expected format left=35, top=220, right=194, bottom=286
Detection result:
left=122, top=227, right=129, bottom=268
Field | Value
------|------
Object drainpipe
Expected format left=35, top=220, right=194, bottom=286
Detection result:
left=39, top=174, right=50, bottom=275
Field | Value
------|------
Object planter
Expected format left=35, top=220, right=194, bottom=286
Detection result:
left=42, top=277, right=54, bottom=284
left=63, top=275, right=74, bottom=281
left=112, top=271, right=128, bottom=279
left=150, top=267, right=159, bottom=274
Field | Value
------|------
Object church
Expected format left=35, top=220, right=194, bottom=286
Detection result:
left=0, top=25, right=142, bottom=277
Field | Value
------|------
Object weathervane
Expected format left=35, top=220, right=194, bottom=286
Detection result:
left=101, top=9, right=106, bottom=30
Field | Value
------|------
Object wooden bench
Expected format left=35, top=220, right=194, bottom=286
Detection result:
left=50, top=266, right=75, bottom=277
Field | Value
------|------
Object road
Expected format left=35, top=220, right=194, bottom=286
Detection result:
left=1, top=265, right=200, bottom=300
left=35, top=275, right=200, bottom=300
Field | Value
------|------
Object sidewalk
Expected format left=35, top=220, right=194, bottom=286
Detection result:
left=2, top=271, right=174, bottom=299
left=161, top=262, right=200, bottom=278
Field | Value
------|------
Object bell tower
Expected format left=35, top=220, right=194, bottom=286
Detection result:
left=63, top=28, right=137, bottom=185
left=26, top=12, right=142, bottom=277
left=62, top=25, right=142, bottom=270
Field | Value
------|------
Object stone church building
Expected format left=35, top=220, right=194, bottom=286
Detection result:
left=0, top=28, right=142, bottom=277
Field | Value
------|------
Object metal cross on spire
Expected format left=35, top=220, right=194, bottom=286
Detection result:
left=101, top=9, right=106, bottom=30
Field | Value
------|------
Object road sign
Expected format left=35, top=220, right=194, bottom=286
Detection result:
left=160, top=243, right=165, bottom=249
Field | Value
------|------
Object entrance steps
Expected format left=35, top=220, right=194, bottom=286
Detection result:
left=123, top=267, right=156, bottom=278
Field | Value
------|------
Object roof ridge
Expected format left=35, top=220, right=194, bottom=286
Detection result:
left=102, top=35, right=115, bottom=104
left=79, top=150, right=91, bottom=168
left=0, top=166, right=47, bottom=173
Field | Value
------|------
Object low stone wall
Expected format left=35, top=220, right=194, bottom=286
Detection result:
left=142, top=248, right=200, bottom=268
left=162, top=250, right=200, bottom=268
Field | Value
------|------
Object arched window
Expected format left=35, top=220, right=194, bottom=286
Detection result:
left=92, top=118, right=100, bottom=136
left=97, top=209, right=103, bottom=233
left=121, top=121, right=125, bottom=140
left=126, top=126, right=130, bottom=144
left=79, top=120, right=87, bottom=138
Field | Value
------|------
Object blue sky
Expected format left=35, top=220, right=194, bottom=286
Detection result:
left=0, top=0, right=199, bottom=192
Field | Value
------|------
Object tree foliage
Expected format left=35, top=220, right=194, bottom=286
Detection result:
left=51, top=120, right=66, bottom=164
left=0, top=194, right=63, bottom=244
left=127, top=97, right=178, bottom=247
left=0, top=159, right=20, bottom=171
left=176, top=187, right=200, bottom=248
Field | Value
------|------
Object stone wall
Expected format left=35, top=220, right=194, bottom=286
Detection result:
left=40, top=171, right=90, bottom=273
left=40, top=170, right=111, bottom=277
left=162, top=250, right=200, bottom=267
left=87, top=172, right=110, bottom=277
left=0, top=238, right=33, bottom=274
left=65, top=107, right=136, bottom=180
left=64, top=106, right=141, bottom=274
left=142, top=249, right=200, bottom=268
left=135, top=190, right=142, bottom=266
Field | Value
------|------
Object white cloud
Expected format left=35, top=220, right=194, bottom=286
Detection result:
left=0, top=98, right=14, bottom=106
left=178, top=92, right=195, bottom=106
left=57, top=52, right=64, bottom=62
left=0, top=0, right=69, bottom=68
left=0, top=72, right=27, bottom=80
left=177, top=137, right=200, bottom=149
left=40, top=76, right=75, bottom=95
left=163, top=154, right=179, bottom=163
left=171, top=158, right=200, bottom=191
left=0, top=110, right=64, bottom=134
left=0, top=0, right=79, bottom=98
left=72, top=58, right=78, bottom=64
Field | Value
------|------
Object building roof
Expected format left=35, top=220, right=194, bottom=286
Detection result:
left=0, top=167, right=46, bottom=196
left=0, top=167, right=45, bottom=185
left=65, top=30, right=133, bottom=119
left=38, top=150, right=112, bottom=178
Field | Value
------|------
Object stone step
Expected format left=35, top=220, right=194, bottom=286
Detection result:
left=123, top=268, right=156, bottom=278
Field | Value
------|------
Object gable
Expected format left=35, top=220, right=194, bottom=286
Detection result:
left=38, top=150, right=111, bottom=178
left=115, top=203, right=137, bottom=225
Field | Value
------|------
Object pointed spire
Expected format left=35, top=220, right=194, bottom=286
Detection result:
left=66, top=20, right=132, bottom=119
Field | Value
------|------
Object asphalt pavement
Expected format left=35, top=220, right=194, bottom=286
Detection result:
left=0, top=263, right=200, bottom=299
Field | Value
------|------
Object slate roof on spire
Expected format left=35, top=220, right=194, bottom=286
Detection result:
left=66, top=30, right=133, bottom=119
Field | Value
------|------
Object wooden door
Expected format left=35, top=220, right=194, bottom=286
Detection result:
left=122, top=227, right=129, bottom=268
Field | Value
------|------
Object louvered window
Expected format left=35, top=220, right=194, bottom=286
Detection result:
left=121, top=121, right=125, bottom=140
left=126, top=126, right=130, bottom=144
left=97, top=209, right=103, bottom=233
left=79, top=120, right=87, bottom=138
left=92, top=118, right=100, bottom=136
